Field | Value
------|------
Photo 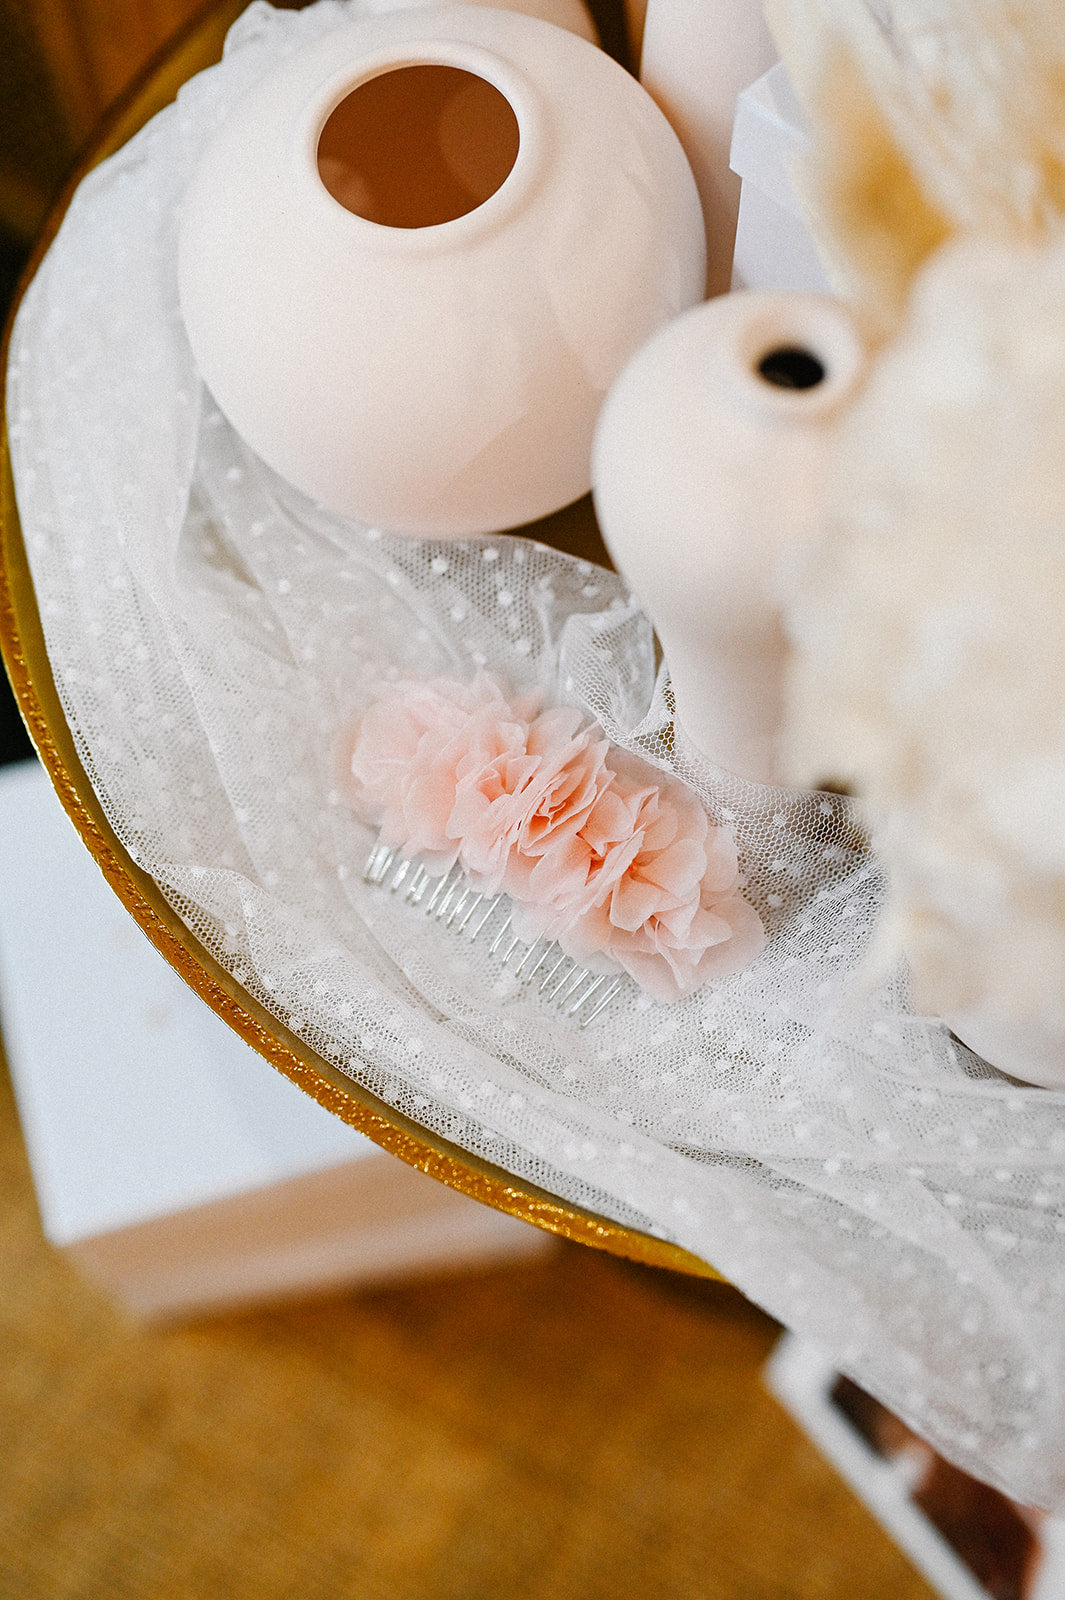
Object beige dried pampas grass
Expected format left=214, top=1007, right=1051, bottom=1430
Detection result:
left=767, top=0, right=1065, bottom=1079
left=765, top=0, right=1065, bottom=330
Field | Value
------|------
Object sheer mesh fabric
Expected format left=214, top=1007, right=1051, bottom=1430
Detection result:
left=8, top=0, right=1065, bottom=1507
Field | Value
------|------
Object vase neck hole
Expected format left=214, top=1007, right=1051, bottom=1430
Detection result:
left=756, top=345, right=826, bottom=390
left=316, top=64, right=521, bottom=229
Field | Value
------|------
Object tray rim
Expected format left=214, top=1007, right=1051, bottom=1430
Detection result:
left=0, top=0, right=723, bottom=1284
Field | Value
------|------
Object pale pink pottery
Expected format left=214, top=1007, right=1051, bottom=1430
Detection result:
left=592, top=290, right=866, bottom=785
left=177, top=5, right=706, bottom=536
left=639, top=0, right=777, bottom=295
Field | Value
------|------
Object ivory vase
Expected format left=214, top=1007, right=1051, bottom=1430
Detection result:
left=177, top=5, right=706, bottom=536
left=592, top=290, right=866, bottom=786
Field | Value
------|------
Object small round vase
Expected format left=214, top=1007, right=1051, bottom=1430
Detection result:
left=177, top=6, right=705, bottom=536
left=592, top=291, right=866, bottom=785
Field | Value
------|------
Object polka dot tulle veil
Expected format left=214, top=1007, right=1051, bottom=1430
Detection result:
left=8, top=0, right=1065, bottom=1507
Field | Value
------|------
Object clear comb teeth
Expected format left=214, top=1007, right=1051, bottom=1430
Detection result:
left=363, top=840, right=623, bottom=1027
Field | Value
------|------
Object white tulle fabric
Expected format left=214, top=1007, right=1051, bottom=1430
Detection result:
left=8, top=0, right=1065, bottom=1509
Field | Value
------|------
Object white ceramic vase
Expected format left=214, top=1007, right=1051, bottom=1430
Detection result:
left=592, top=290, right=866, bottom=785
left=178, top=5, right=706, bottom=536
left=639, top=0, right=777, bottom=295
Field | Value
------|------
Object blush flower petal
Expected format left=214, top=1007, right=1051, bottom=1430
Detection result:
left=349, top=675, right=536, bottom=871
left=345, top=675, right=764, bottom=1001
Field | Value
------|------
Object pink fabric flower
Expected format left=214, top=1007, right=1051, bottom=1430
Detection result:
left=454, top=706, right=615, bottom=896
left=517, top=752, right=765, bottom=1001
left=348, top=675, right=537, bottom=872
left=347, top=675, right=764, bottom=1002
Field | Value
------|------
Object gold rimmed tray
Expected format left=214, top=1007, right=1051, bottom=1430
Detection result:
left=0, top=0, right=722, bottom=1284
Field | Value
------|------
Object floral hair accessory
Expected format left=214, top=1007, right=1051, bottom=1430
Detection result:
left=347, top=674, right=765, bottom=1002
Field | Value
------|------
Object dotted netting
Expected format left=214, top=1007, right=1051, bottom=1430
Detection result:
left=8, top=0, right=1065, bottom=1507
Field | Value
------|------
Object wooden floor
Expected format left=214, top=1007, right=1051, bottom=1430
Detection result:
left=0, top=1046, right=935, bottom=1600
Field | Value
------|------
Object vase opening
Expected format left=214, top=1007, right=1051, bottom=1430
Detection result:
left=316, top=64, right=521, bottom=228
left=756, top=345, right=826, bottom=391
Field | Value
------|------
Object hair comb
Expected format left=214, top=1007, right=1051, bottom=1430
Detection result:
left=363, top=839, right=625, bottom=1027
left=349, top=673, right=765, bottom=1021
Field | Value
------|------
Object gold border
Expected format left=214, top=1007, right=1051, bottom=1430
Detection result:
left=0, top=0, right=722, bottom=1284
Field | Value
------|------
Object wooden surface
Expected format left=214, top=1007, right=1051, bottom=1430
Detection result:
left=23, top=0, right=213, bottom=146
left=0, top=1044, right=935, bottom=1600
left=0, top=0, right=220, bottom=239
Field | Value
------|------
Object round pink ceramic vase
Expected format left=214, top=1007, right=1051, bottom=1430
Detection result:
left=177, top=6, right=706, bottom=536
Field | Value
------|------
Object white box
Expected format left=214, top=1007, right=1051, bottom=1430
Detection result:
left=730, top=60, right=833, bottom=294
left=0, top=760, right=548, bottom=1320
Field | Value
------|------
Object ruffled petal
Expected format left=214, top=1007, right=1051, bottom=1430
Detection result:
left=346, top=674, right=764, bottom=1002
